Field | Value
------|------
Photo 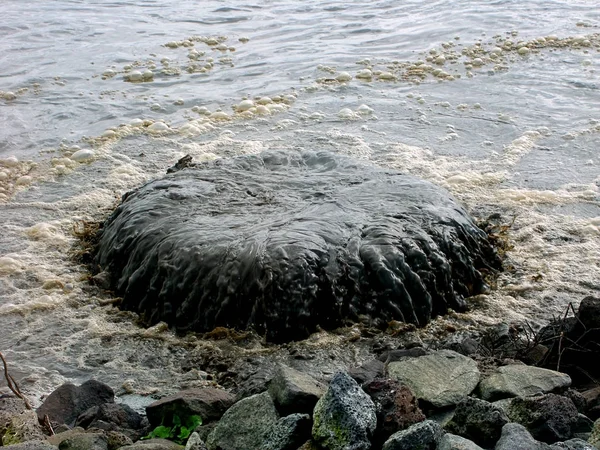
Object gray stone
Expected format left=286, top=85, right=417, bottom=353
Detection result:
left=438, top=433, right=485, bottom=450
left=1, top=395, right=28, bottom=438
left=507, top=393, right=579, bottom=443
left=387, top=350, right=480, bottom=408
left=268, top=365, right=325, bottom=415
left=205, top=391, right=279, bottom=450
left=6, top=440, right=58, bottom=450
left=264, top=414, right=312, bottom=450
left=382, top=420, right=442, bottom=450
left=348, top=359, right=385, bottom=386
left=312, top=371, right=376, bottom=450
left=119, top=439, right=183, bottom=450
left=37, top=381, right=115, bottom=427
left=495, top=423, right=550, bottom=450
left=1, top=410, right=46, bottom=446
left=549, top=439, right=596, bottom=449
left=587, top=417, right=600, bottom=448
left=54, top=432, right=108, bottom=450
left=445, top=396, right=509, bottom=447
left=184, top=432, right=208, bottom=450
left=146, top=388, right=235, bottom=428
left=479, top=365, right=571, bottom=402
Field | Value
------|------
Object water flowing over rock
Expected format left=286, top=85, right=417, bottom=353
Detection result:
left=95, top=150, right=500, bottom=342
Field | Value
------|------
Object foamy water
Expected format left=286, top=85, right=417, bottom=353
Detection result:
left=1, top=0, right=599, bottom=404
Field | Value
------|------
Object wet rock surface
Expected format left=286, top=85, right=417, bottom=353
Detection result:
left=95, top=150, right=500, bottom=343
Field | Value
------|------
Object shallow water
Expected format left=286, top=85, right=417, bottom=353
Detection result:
left=0, top=0, right=599, bottom=403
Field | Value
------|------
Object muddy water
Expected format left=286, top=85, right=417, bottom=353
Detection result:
left=0, top=0, right=599, bottom=404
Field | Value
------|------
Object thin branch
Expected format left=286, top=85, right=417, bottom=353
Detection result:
left=0, top=351, right=32, bottom=410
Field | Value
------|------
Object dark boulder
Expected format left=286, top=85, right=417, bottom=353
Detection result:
left=145, top=388, right=235, bottom=428
left=363, top=378, right=425, bottom=446
left=507, top=393, right=579, bottom=443
left=75, top=403, right=148, bottom=441
left=95, top=150, right=501, bottom=343
left=37, top=380, right=115, bottom=427
left=445, top=396, right=509, bottom=447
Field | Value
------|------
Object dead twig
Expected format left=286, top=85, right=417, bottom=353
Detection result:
left=42, top=414, right=55, bottom=436
left=0, top=351, right=32, bottom=410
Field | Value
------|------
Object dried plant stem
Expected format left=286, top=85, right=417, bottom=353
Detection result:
left=0, top=351, right=32, bottom=410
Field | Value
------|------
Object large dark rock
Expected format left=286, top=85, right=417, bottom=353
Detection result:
left=37, top=380, right=115, bottom=427
left=362, top=378, right=425, bottom=446
left=145, top=388, right=235, bottom=428
left=75, top=403, right=148, bottom=441
left=95, top=150, right=500, bottom=343
left=507, top=393, right=580, bottom=443
left=444, top=396, right=508, bottom=447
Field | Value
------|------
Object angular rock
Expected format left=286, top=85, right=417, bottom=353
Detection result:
left=564, top=389, right=587, bottom=414
left=507, top=393, right=579, bottom=443
left=37, top=380, right=115, bottom=427
left=312, top=371, right=376, bottom=450
left=575, top=296, right=600, bottom=331
left=76, top=403, right=148, bottom=440
left=205, top=391, right=279, bottom=450
left=96, top=150, right=501, bottom=343
left=52, top=431, right=108, bottom=450
left=387, top=350, right=480, bottom=409
left=549, top=439, right=596, bottom=449
left=268, top=365, right=325, bottom=415
left=362, top=378, right=425, bottom=445
left=378, top=347, right=428, bottom=363
left=581, top=387, right=600, bottom=420
left=438, top=433, right=485, bottom=450
left=5, top=441, right=58, bottom=450
left=382, top=420, right=442, bottom=450
left=264, top=413, right=312, bottom=450
left=184, top=432, right=208, bottom=450
left=1, top=410, right=46, bottom=446
left=348, top=359, right=385, bottom=385
left=1, top=395, right=28, bottom=438
left=104, top=431, right=134, bottom=450
left=145, top=388, right=235, bottom=428
left=478, top=365, right=571, bottom=401
left=588, top=417, right=600, bottom=449
left=119, top=438, right=183, bottom=450
left=495, top=423, right=549, bottom=450
left=445, top=396, right=509, bottom=447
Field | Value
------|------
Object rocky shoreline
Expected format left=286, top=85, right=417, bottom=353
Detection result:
left=2, top=296, right=600, bottom=450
